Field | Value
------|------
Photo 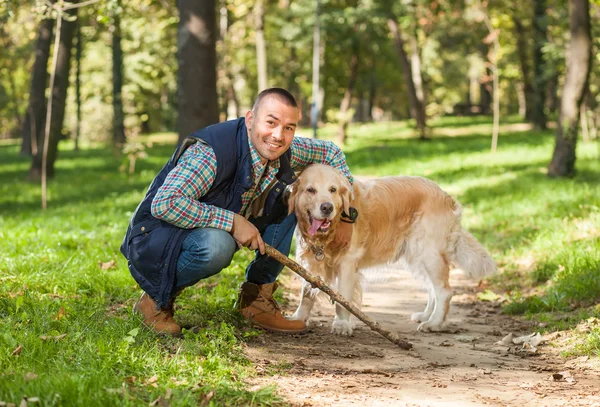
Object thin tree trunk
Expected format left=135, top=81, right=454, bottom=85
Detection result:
left=22, top=17, right=54, bottom=156
left=337, top=38, right=359, bottom=146
left=367, top=60, right=376, bottom=122
left=580, top=104, right=589, bottom=143
left=254, top=0, right=267, bottom=92
left=177, top=0, right=219, bottom=142
left=387, top=17, right=427, bottom=140
left=516, top=82, right=526, bottom=117
left=409, top=30, right=426, bottom=115
left=512, top=14, right=534, bottom=120
left=311, top=0, right=321, bottom=138
left=75, top=22, right=82, bottom=151
left=532, top=0, right=548, bottom=130
left=480, top=6, right=500, bottom=152
left=30, top=5, right=77, bottom=181
left=548, top=0, right=592, bottom=177
left=112, top=2, right=126, bottom=146
left=8, top=69, right=23, bottom=134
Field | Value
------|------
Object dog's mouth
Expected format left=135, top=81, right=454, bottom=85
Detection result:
left=307, top=211, right=331, bottom=236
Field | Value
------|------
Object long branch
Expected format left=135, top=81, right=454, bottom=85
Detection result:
left=264, top=244, right=413, bottom=350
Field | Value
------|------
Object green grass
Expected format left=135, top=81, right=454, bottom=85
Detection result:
left=1, top=116, right=599, bottom=404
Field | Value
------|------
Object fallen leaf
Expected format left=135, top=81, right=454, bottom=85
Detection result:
left=552, top=371, right=576, bottom=383
left=454, top=335, right=476, bottom=343
left=40, top=334, right=67, bottom=341
left=53, top=307, right=66, bottom=320
left=495, top=333, right=514, bottom=345
left=145, top=374, right=159, bottom=388
left=12, top=345, right=22, bottom=356
left=477, top=289, right=500, bottom=302
left=24, top=372, right=38, bottom=381
left=200, top=390, right=215, bottom=406
left=513, top=332, right=545, bottom=347
left=99, top=260, right=117, bottom=270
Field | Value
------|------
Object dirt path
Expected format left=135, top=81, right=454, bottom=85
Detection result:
left=244, top=268, right=600, bottom=407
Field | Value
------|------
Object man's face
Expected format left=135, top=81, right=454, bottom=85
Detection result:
left=245, top=96, right=299, bottom=164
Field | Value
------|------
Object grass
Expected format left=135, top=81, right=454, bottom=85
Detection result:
left=1, top=115, right=599, bottom=404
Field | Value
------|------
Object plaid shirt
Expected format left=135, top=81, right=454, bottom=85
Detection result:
left=151, top=136, right=353, bottom=232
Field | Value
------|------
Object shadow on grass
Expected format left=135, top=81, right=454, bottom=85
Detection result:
left=0, top=143, right=178, bottom=215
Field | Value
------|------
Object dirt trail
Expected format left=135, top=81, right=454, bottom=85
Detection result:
left=245, top=268, right=600, bottom=407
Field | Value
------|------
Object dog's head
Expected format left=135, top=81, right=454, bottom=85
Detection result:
left=288, top=164, right=353, bottom=237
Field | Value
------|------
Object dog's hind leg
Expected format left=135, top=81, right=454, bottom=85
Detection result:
left=411, top=281, right=435, bottom=323
left=416, top=253, right=452, bottom=332
left=290, top=279, right=317, bottom=322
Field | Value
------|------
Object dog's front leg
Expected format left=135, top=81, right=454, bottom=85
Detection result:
left=332, top=262, right=360, bottom=336
left=290, top=279, right=316, bottom=323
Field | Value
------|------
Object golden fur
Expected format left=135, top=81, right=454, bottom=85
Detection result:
left=288, top=164, right=496, bottom=335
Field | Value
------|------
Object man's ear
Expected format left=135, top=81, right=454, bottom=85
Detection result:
left=287, top=183, right=298, bottom=215
left=245, top=110, right=254, bottom=131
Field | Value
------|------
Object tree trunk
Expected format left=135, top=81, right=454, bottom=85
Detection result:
left=548, top=0, right=592, bottom=177
left=75, top=23, right=82, bottom=151
left=512, top=15, right=534, bottom=120
left=337, top=38, right=359, bottom=146
left=409, top=30, right=426, bottom=117
left=367, top=60, right=376, bottom=122
left=532, top=0, right=548, bottom=130
left=112, top=3, right=126, bottom=146
left=387, top=17, right=427, bottom=140
left=177, top=0, right=219, bottom=142
left=29, top=8, right=77, bottom=180
left=254, top=0, right=268, bottom=92
left=22, top=17, right=54, bottom=156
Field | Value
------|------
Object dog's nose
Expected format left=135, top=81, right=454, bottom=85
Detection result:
left=320, top=202, right=333, bottom=216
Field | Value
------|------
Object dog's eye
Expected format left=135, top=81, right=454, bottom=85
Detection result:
left=329, top=187, right=337, bottom=193
left=307, top=187, right=316, bottom=194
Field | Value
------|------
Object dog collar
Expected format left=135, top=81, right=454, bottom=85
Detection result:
left=309, top=243, right=325, bottom=261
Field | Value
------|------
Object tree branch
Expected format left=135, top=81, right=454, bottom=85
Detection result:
left=264, top=244, right=413, bottom=350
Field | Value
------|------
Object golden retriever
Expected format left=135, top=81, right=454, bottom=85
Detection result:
left=288, top=164, right=496, bottom=335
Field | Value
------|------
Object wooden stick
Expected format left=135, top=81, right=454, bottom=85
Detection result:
left=264, top=244, right=413, bottom=350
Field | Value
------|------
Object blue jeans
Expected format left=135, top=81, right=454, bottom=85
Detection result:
left=174, top=213, right=297, bottom=290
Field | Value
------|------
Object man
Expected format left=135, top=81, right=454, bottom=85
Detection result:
left=120, top=88, right=354, bottom=336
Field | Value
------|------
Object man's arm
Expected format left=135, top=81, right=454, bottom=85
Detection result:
left=151, top=143, right=235, bottom=231
left=289, top=137, right=354, bottom=185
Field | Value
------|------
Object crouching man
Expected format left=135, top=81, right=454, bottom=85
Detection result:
left=120, top=88, right=354, bottom=336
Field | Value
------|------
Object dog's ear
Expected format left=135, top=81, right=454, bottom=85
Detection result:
left=339, top=175, right=354, bottom=216
left=287, top=182, right=298, bottom=215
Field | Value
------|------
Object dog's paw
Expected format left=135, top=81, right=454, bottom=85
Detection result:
left=331, top=319, right=353, bottom=336
left=416, top=320, right=445, bottom=332
left=411, top=312, right=432, bottom=323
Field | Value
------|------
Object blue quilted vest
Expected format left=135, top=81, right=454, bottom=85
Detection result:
left=120, top=117, right=296, bottom=308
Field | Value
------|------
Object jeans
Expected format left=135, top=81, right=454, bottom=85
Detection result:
left=174, top=213, right=297, bottom=290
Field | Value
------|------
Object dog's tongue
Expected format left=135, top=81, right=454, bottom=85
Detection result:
left=309, top=218, right=326, bottom=236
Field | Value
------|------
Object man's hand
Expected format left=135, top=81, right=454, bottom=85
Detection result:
left=231, top=214, right=265, bottom=255
left=330, top=220, right=353, bottom=251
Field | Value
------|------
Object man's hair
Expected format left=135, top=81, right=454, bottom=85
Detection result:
left=252, top=88, right=298, bottom=113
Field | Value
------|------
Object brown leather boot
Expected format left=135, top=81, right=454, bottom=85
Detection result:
left=133, top=292, right=181, bottom=337
left=238, top=282, right=307, bottom=334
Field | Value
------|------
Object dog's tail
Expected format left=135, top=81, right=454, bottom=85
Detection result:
left=449, top=229, right=497, bottom=278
